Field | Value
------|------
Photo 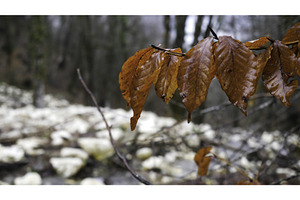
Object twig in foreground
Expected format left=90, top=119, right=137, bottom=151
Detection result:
left=77, top=69, right=151, bottom=185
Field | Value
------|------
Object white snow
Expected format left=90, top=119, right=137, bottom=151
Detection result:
left=51, top=130, right=72, bottom=146
left=16, top=137, right=49, bottom=156
left=0, top=144, right=25, bottom=163
left=14, top=172, right=42, bottom=185
left=136, top=147, right=153, bottom=160
left=78, top=137, right=114, bottom=161
left=80, top=178, right=105, bottom=185
left=60, top=147, right=89, bottom=161
left=50, top=157, right=85, bottom=178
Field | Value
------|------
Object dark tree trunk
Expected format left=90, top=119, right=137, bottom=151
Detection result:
left=174, top=15, right=187, bottom=49
left=29, top=16, right=48, bottom=108
left=164, top=15, right=171, bottom=47
left=193, top=16, right=204, bottom=46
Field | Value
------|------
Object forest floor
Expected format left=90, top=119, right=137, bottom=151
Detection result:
left=0, top=82, right=300, bottom=185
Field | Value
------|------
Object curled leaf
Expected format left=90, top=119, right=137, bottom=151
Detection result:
left=154, top=48, right=182, bottom=104
left=119, top=47, right=155, bottom=106
left=177, top=37, right=215, bottom=122
left=129, top=51, right=163, bottom=131
left=262, top=40, right=298, bottom=106
left=214, top=36, right=260, bottom=115
left=245, top=36, right=271, bottom=50
left=282, top=22, right=300, bottom=44
left=194, top=147, right=213, bottom=177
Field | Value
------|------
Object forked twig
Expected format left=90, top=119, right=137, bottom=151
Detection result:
left=77, top=69, right=151, bottom=185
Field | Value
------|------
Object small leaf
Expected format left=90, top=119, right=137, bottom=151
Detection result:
left=129, top=51, right=163, bottom=131
left=282, top=22, right=300, bottom=44
left=154, top=48, right=182, bottom=104
left=119, top=47, right=155, bottom=106
left=177, top=37, right=215, bottom=122
left=262, top=40, right=298, bottom=106
left=214, top=36, right=261, bottom=115
left=245, top=37, right=271, bottom=50
left=194, top=147, right=213, bottom=176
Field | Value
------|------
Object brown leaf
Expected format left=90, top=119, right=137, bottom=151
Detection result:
left=256, top=44, right=273, bottom=72
left=129, top=51, right=163, bottom=131
left=194, top=147, right=213, bottom=176
left=281, top=22, right=300, bottom=78
left=119, top=47, right=155, bottom=106
left=214, top=36, right=261, bottom=115
left=262, top=40, right=298, bottom=106
left=178, top=37, right=215, bottom=122
left=154, top=48, right=182, bottom=104
left=282, top=22, right=300, bottom=44
left=245, top=37, right=271, bottom=50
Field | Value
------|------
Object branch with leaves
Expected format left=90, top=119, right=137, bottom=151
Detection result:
left=119, top=22, right=300, bottom=131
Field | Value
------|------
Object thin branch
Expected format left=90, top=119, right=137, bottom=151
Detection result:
left=208, top=26, right=219, bottom=40
left=151, top=44, right=186, bottom=57
left=212, top=152, right=260, bottom=184
left=77, top=69, right=152, bottom=185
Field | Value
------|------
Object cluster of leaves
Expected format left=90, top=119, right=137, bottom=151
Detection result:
left=119, top=22, right=300, bottom=131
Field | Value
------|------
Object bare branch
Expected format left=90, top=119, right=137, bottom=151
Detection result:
left=208, top=26, right=219, bottom=40
left=151, top=44, right=186, bottom=57
left=77, top=69, right=152, bottom=185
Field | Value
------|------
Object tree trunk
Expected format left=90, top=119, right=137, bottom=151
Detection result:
left=174, top=15, right=187, bottom=49
left=192, top=16, right=204, bottom=46
left=29, top=16, right=48, bottom=108
left=164, top=15, right=170, bottom=47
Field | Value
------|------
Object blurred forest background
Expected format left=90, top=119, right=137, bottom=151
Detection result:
left=1, top=15, right=300, bottom=131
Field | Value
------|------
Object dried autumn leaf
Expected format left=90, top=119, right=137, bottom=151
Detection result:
left=282, top=22, right=300, bottom=45
left=246, top=46, right=274, bottom=108
left=245, top=37, right=271, bottom=50
left=256, top=44, right=273, bottom=71
left=194, top=147, right=213, bottom=176
left=262, top=40, right=298, bottom=106
left=119, top=47, right=155, bottom=106
left=281, top=22, right=300, bottom=77
left=178, top=37, right=215, bottom=122
left=214, top=36, right=260, bottom=115
left=154, top=48, right=182, bottom=104
left=129, top=51, right=164, bottom=131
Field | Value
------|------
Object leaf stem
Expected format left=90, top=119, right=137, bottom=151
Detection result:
left=151, top=44, right=186, bottom=57
left=208, top=26, right=219, bottom=40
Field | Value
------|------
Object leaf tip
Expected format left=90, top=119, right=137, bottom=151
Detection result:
left=130, top=117, right=138, bottom=131
left=187, top=112, right=192, bottom=123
